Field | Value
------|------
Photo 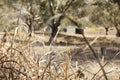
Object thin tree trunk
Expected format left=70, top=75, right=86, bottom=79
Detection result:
left=105, top=27, right=108, bottom=35
left=116, top=30, right=120, bottom=37
left=48, top=16, right=64, bottom=45
left=48, top=26, right=58, bottom=45
left=115, top=24, right=120, bottom=37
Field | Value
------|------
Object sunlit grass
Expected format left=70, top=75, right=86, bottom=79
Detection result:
left=0, top=27, right=120, bottom=80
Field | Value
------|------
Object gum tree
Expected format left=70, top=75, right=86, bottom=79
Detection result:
left=21, top=0, right=76, bottom=44
left=46, top=0, right=76, bottom=44
left=90, top=1, right=111, bottom=35
left=90, top=0, right=120, bottom=36
left=46, top=0, right=96, bottom=44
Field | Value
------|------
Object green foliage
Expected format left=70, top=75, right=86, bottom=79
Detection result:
left=1, top=0, right=120, bottom=33
left=4, top=0, right=18, bottom=6
left=61, top=18, right=71, bottom=28
left=90, top=0, right=120, bottom=29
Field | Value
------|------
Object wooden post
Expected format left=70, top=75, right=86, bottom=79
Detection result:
left=101, top=46, right=106, bottom=63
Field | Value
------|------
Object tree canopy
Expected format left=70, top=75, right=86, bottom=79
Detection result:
left=0, top=0, right=120, bottom=38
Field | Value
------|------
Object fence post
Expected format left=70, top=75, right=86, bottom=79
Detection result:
left=101, top=46, right=106, bottom=63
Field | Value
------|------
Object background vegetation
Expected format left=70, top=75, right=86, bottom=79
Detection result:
left=0, top=0, right=120, bottom=80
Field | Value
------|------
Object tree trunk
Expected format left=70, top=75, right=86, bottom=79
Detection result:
left=27, top=14, right=34, bottom=37
left=116, top=30, right=120, bottom=37
left=115, top=24, right=120, bottom=37
left=48, top=26, right=58, bottom=45
left=48, top=20, right=61, bottom=44
left=48, top=16, right=64, bottom=45
left=105, top=27, right=108, bottom=35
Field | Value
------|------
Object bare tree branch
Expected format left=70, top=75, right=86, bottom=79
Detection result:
left=63, top=0, right=75, bottom=12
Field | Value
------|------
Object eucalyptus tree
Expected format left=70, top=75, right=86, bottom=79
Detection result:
left=46, top=0, right=76, bottom=44
left=31, top=0, right=94, bottom=43
left=18, top=0, right=76, bottom=41
left=2, top=0, right=103, bottom=42
left=110, top=0, right=120, bottom=36
left=90, top=0, right=120, bottom=36
left=90, top=0, right=112, bottom=35
left=46, top=0, right=97, bottom=44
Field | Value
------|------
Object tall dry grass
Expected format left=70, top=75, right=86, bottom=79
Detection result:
left=0, top=26, right=120, bottom=80
left=0, top=7, right=120, bottom=80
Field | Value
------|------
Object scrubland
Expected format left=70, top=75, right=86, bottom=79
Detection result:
left=0, top=30, right=120, bottom=80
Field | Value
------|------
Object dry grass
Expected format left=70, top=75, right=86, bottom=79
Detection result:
left=0, top=15, right=120, bottom=80
left=0, top=1, right=120, bottom=80
left=0, top=27, right=120, bottom=80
